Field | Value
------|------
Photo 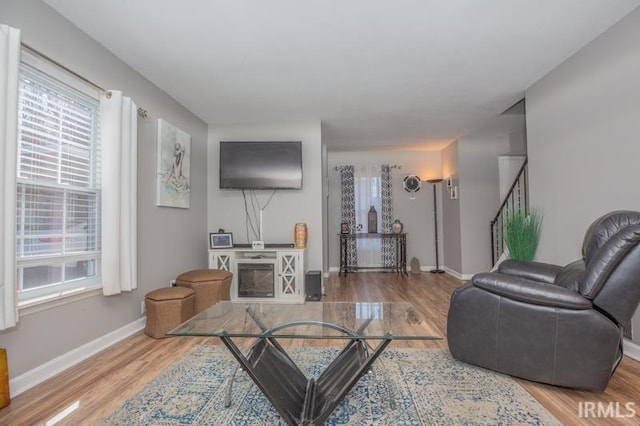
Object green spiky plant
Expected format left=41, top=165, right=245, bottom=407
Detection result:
left=503, top=208, right=542, bottom=261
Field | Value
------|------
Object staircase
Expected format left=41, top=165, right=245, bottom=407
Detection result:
left=490, top=157, right=528, bottom=265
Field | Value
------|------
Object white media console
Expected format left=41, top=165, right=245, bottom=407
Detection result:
left=209, top=247, right=306, bottom=303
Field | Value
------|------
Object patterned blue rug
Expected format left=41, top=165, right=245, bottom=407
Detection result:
left=102, top=345, right=558, bottom=425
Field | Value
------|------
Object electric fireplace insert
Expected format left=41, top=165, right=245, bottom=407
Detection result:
left=237, top=262, right=275, bottom=298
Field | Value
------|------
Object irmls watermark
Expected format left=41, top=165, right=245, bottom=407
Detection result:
left=578, top=401, right=636, bottom=418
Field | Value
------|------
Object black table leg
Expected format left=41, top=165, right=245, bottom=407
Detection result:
left=219, top=332, right=392, bottom=426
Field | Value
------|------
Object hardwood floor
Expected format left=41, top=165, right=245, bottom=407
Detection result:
left=1, top=272, right=639, bottom=425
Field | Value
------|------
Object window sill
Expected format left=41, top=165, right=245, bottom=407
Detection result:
left=18, top=285, right=103, bottom=316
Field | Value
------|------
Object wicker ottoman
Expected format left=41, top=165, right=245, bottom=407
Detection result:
left=144, top=287, right=195, bottom=338
left=175, top=269, right=232, bottom=314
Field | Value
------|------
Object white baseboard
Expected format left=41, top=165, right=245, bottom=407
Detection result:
left=449, top=268, right=473, bottom=281
left=420, top=266, right=473, bottom=281
left=328, top=267, right=398, bottom=273
left=329, top=264, right=426, bottom=274
left=328, top=265, right=474, bottom=280
left=9, top=317, right=145, bottom=397
left=624, top=339, right=640, bottom=362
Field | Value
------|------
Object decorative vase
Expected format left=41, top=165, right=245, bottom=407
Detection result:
left=294, top=223, right=307, bottom=248
left=391, top=219, right=404, bottom=234
left=368, top=206, right=378, bottom=233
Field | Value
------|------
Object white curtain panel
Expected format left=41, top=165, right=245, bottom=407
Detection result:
left=100, top=91, right=138, bottom=295
left=355, top=165, right=382, bottom=267
left=0, top=24, right=20, bottom=330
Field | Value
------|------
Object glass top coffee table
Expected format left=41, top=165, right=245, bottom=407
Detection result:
left=170, top=301, right=440, bottom=426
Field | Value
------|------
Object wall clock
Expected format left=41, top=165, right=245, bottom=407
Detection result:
left=403, top=175, right=421, bottom=199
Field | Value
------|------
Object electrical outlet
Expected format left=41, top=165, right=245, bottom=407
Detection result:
left=141, top=301, right=146, bottom=315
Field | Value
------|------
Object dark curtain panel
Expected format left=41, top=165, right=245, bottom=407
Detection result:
left=380, top=164, right=396, bottom=266
left=340, top=166, right=358, bottom=269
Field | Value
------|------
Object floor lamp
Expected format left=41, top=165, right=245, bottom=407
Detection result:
left=426, top=179, right=445, bottom=273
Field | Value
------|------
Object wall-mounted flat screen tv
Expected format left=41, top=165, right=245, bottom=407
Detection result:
left=219, top=141, right=303, bottom=189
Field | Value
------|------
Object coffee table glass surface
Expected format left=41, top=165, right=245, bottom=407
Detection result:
left=169, top=301, right=438, bottom=340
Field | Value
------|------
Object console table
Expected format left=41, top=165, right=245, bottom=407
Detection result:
left=169, top=301, right=439, bottom=426
left=339, top=233, right=407, bottom=276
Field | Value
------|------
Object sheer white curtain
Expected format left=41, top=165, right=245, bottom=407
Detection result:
left=0, top=25, right=20, bottom=330
left=100, top=91, right=138, bottom=295
left=355, top=165, right=382, bottom=267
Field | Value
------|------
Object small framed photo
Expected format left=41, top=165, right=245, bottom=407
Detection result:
left=445, top=176, right=453, bottom=188
left=340, top=223, right=350, bottom=234
left=210, top=232, right=233, bottom=249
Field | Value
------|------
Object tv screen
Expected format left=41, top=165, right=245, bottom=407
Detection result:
left=219, top=141, right=303, bottom=189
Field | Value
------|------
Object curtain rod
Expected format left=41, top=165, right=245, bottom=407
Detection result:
left=21, top=42, right=148, bottom=118
left=334, top=164, right=401, bottom=171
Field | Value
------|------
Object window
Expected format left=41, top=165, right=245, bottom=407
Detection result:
left=355, top=174, right=381, bottom=231
left=15, top=56, right=101, bottom=305
left=354, top=166, right=382, bottom=267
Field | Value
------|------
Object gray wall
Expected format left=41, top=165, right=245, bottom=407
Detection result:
left=0, top=0, right=208, bottom=378
left=526, top=7, right=640, bottom=343
left=458, top=133, right=510, bottom=275
left=509, top=127, right=527, bottom=156
left=440, top=127, right=517, bottom=277
left=439, top=100, right=527, bottom=277
left=326, top=150, right=442, bottom=272
left=441, top=142, right=462, bottom=273
left=505, top=99, right=528, bottom=156
left=321, top=142, right=329, bottom=276
left=207, top=122, right=323, bottom=271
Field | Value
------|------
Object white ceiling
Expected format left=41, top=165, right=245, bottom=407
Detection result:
left=44, top=0, right=640, bottom=151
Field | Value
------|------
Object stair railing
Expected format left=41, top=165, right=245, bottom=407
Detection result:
left=490, top=158, right=529, bottom=266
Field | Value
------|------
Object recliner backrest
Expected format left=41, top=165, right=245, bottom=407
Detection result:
left=582, top=210, right=640, bottom=266
left=592, top=241, right=640, bottom=326
left=579, top=211, right=640, bottom=325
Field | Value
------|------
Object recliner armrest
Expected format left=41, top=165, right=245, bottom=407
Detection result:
left=472, top=272, right=593, bottom=309
left=497, top=259, right=563, bottom=284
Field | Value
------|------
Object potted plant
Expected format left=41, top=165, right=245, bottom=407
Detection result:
left=503, top=208, right=542, bottom=261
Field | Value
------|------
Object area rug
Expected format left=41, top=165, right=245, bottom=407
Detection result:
left=102, top=345, right=559, bottom=425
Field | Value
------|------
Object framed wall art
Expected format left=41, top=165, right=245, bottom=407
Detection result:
left=157, top=119, right=191, bottom=208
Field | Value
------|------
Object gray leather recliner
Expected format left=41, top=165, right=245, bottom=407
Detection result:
left=447, top=210, right=640, bottom=390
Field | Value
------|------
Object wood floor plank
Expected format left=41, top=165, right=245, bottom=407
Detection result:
left=0, top=271, right=638, bottom=425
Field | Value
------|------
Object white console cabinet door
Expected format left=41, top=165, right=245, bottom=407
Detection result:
left=277, top=251, right=304, bottom=301
left=209, top=250, right=234, bottom=272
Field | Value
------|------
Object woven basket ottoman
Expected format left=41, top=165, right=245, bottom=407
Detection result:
left=175, top=269, right=232, bottom=314
left=144, top=287, right=195, bottom=338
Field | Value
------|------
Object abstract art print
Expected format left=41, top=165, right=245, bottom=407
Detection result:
left=156, top=119, right=190, bottom=208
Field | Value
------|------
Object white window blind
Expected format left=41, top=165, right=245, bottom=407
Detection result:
left=15, top=61, right=101, bottom=303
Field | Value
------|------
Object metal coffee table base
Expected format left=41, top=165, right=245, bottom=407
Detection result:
left=220, top=328, right=391, bottom=426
